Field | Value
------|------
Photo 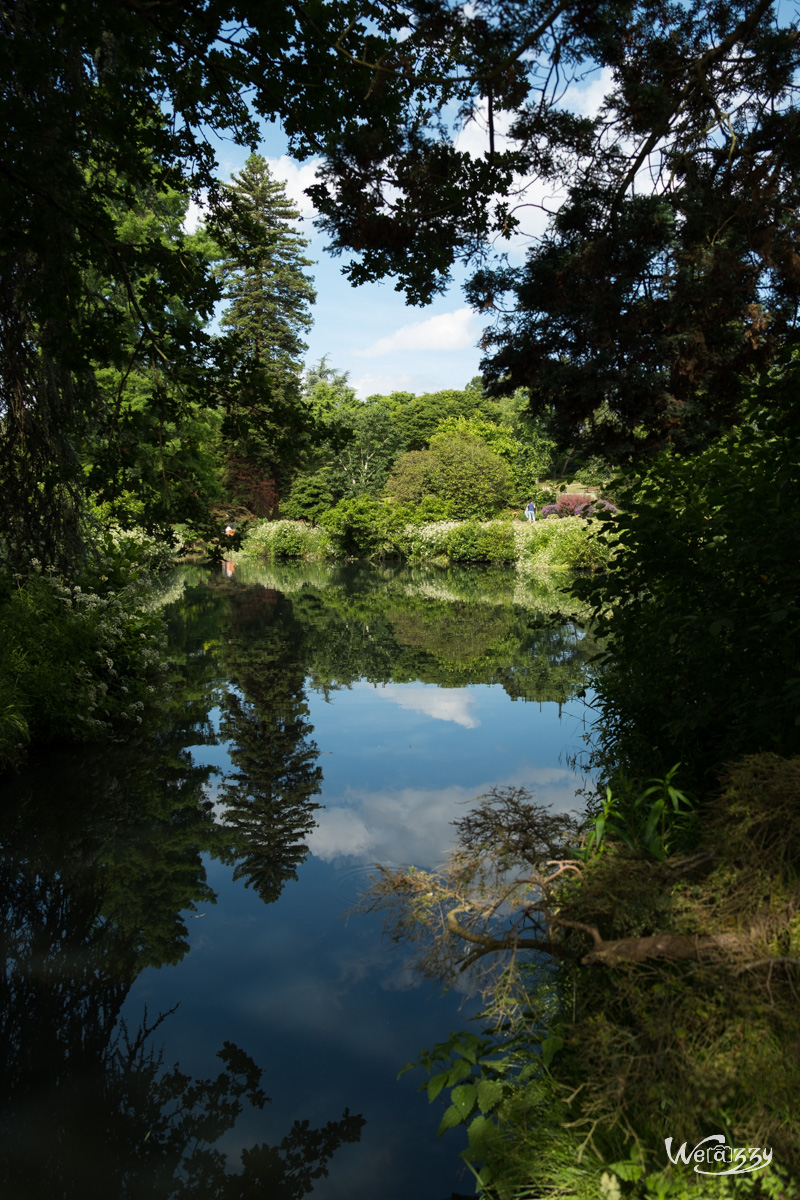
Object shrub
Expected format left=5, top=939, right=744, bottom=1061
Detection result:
left=427, top=433, right=512, bottom=517
left=518, top=517, right=611, bottom=571
left=384, top=450, right=437, bottom=505
left=0, top=564, right=167, bottom=769
left=318, top=497, right=391, bottom=557
left=444, top=520, right=516, bottom=563
left=238, top=519, right=333, bottom=562
left=280, top=471, right=336, bottom=523
left=539, top=499, right=618, bottom=520
left=574, top=363, right=800, bottom=790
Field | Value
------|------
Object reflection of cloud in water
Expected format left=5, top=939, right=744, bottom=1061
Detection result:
left=309, top=766, right=587, bottom=868
left=362, top=683, right=479, bottom=728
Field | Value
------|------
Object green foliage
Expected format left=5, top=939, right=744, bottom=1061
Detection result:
left=427, top=432, right=512, bottom=517
left=280, top=471, right=337, bottom=523
left=384, top=449, right=438, bottom=505
left=239, top=511, right=606, bottom=573
left=78, top=186, right=225, bottom=533
left=211, top=156, right=318, bottom=506
left=404, top=520, right=516, bottom=564
left=574, top=360, right=800, bottom=790
left=238, top=519, right=333, bottom=563
left=302, top=358, right=359, bottom=416
left=215, top=154, right=315, bottom=379
left=367, top=385, right=503, bottom=451
left=384, top=433, right=512, bottom=518
left=318, top=496, right=394, bottom=557
left=432, top=411, right=558, bottom=502
left=517, top=515, right=612, bottom=572
left=326, top=403, right=407, bottom=499
left=584, top=765, right=695, bottom=862
left=0, top=562, right=167, bottom=771
left=2, top=0, right=394, bottom=567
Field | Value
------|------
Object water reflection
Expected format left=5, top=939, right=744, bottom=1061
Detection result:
left=2, top=561, right=591, bottom=1199
left=216, top=586, right=323, bottom=904
left=0, top=714, right=360, bottom=1197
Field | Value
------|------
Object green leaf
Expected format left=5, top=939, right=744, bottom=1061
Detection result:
left=445, top=1057, right=473, bottom=1086
left=450, top=1083, right=477, bottom=1120
left=453, top=1035, right=482, bottom=1064
left=476, top=1079, right=505, bottom=1114
left=437, top=1104, right=465, bottom=1137
left=426, top=1072, right=448, bottom=1103
left=466, top=1113, right=500, bottom=1156
left=608, top=1158, right=645, bottom=1181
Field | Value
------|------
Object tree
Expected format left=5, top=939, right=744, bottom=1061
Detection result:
left=385, top=431, right=511, bottom=515
left=307, top=0, right=800, bottom=456
left=211, top=156, right=317, bottom=513
left=326, top=403, right=407, bottom=498
left=429, top=431, right=512, bottom=516
left=216, top=156, right=315, bottom=383
left=573, top=355, right=800, bottom=793
left=0, top=0, right=400, bottom=563
left=302, top=357, right=358, bottom=417
left=367, top=386, right=503, bottom=452
left=79, top=185, right=224, bottom=530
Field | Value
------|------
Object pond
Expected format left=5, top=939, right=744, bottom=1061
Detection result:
left=1, top=561, right=594, bottom=1200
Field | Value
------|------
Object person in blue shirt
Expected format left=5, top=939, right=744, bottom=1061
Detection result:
left=525, top=499, right=536, bottom=522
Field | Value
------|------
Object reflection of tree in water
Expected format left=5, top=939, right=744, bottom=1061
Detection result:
left=282, top=580, right=592, bottom=704
left=215, top=585, right=323, bottom=904
left=0, top=734, right=362, bottom=1199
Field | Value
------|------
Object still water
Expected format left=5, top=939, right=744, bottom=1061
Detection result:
left=1, top=562, right=593, bottom=1200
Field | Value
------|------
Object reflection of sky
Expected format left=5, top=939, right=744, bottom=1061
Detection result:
left=365, top=682, right=480, bottom=727
left=125, top=675, right=592, bottom=1200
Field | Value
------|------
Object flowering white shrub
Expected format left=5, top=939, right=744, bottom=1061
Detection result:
left=238, top=519, right=333, bottom=562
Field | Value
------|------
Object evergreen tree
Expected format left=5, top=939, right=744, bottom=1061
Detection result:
left=213, top=156, right=317, bottom=512
left=216, top=155, right=315, bottom=384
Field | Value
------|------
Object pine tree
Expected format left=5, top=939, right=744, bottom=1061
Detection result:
left=213, top=156, right=317, bottom=513
left=216, top=155, right=315, bottom=384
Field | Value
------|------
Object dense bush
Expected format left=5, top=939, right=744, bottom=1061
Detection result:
left=238, top=518, right=333, bottom=561
left=540, top=496, right=618, bottom=519
left=427, top=432, right=512, bottom=517
left=280, top=471, right=336, bottom=523
left=0, top=564, right=167, bottom=770
left=404, top=520, right=517, bottom=563
left=383, top=449, right=438, bottom=504
left=517, top=516, right=612, bottom=571
left=239, top=510, right=609, bottom=570
left=385, top=433, right=512, bottom=518
left=575, top=361, right=800, bottom=791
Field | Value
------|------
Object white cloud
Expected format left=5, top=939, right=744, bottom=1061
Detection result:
left=308, top=765, right=587, bottom=867
left=370, top=684, right=479, bottom=728
left=450, top=67, right=618, bottom=257
left=562, top=67, right=615, bottom=120
left=354, top=307, right=479, bottom=357
left=264, top=155, right=322, bottom=219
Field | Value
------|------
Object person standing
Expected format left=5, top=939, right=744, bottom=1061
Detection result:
left=525, top=499, right=536, bottom=522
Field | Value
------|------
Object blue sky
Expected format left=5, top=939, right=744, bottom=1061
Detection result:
left=189, top=71, right=611, bottom=398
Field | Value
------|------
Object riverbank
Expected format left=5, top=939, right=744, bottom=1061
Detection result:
left=235, top=513, right=614, bottom=572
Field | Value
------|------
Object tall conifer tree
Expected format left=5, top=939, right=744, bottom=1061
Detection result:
left=213, top=156, right=317, bottom=513
left=216, top=155, right=315, bottom=384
